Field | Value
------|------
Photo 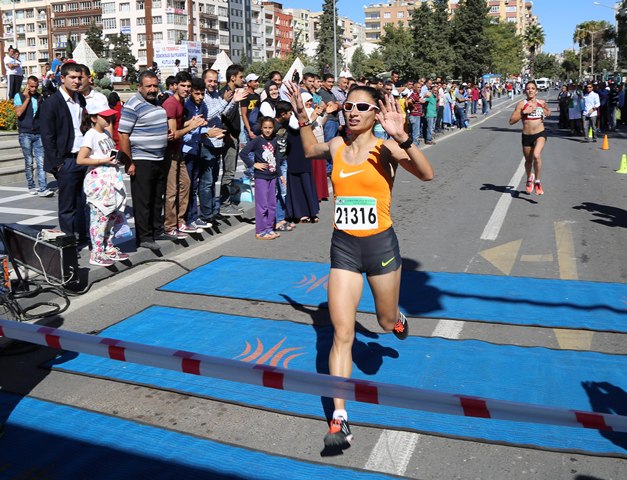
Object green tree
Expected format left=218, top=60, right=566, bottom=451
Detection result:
left=85, top=22, right=106, bottom=58
left=409, top=0, right=454, bottom=79
left=573, top=20, right=614, bottom=78
left=534, top=53, right=561, bottom=78
left=450, top=0, right=491, bottom=82
left=66, top=38, right=75, bottom=58
left=617, top=1, right=627, bottom=68
left=523, top=23, right=545, bottom=78
left=290, top=30, right=306, bottom=59
left=560, top=49, right=579, bottom=80
left=379, top=23, right=414, bottom=79
left=316, top=0, right=342, bottom=75
left=485, top=22, right=523, bottom=77
left=109, top=34, right=138, bottom=83
left=349, top=45, right=368, bottom=78
left=362, top=49, right=386, bottom=78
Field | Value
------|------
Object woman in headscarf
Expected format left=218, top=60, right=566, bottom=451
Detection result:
left=302, top=91, right=329, bottom=202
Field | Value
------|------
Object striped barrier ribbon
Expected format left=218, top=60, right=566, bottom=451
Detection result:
left=1, top=318, right=626, bottom=432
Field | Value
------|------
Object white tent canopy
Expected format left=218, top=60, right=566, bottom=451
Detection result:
left=210, top=51, right=233, bottom=83
left=72, top=39, right=99, bottom=70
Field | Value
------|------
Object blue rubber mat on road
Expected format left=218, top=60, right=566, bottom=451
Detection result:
left=50, top=306, right=627, bottom=456
left=0, top=392, right=399, bottom=479
left=158, top=256, right=627, bottom=333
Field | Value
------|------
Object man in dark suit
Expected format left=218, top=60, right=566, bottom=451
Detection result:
left=40, top=62, right=88, bottom=241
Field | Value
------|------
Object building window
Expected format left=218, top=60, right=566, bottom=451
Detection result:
left=153, top=16, right=163, bottom=24
left=490, top=6, right=499, bottom=13
left=80, top=1, right=91, bottom=9
left=53, top=19, right=66, bottom=28
left=120, top=3, right=130, bottom=12
left=102, top=3, right=115, bottom=14
left=137, top=1, right=144, bottom=9
left=67, top=3, right=79, bottom=12
left=397, top=11, right=404, bottom=18
left=137, top=17, right=145, bottom=25
left=68, top=18, right=80, bottom=27
left=383, top=12, right=391, bottom=19
left=154, top=32, right=163, bottom=41
left=103, top=18, right=117, bottom=29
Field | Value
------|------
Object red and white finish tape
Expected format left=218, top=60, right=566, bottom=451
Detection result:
left=1, top=318, right=626, bottom=433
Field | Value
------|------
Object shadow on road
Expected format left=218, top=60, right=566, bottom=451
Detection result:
left=573, top=202, right=627, bottom=229
left=581, top=381, right=627, bottom=452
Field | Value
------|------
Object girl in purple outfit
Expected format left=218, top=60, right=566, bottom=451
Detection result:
left=239, top=117, right=285, bottom=240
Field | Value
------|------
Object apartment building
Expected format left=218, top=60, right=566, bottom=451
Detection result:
left=364, top=0, right=536, bottom=42
left=308, top=11, right=365, bottom=50
left=0, top=0, right=286, bottom=79
left=261, top=2, right=292, bottom=59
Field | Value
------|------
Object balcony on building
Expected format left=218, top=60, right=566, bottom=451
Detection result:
left=51, top=2, right=102, bottom=18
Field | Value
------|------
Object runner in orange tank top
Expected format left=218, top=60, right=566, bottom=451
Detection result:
left=286, top=82, right=434, bottom=450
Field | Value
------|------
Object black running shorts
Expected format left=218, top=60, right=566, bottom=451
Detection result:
left=330, top=227, right=401, bottom=276
left=521, top=130, right=547, bottom=147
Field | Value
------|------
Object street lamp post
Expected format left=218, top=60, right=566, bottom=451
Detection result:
left=577, top=26, right=611, bottom=80
left=333, top=0, right=337, bottom=79
left=592, top=1, right=621, bottom=71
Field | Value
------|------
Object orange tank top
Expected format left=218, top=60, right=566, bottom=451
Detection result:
left=331, top=139, right=393, bottom=237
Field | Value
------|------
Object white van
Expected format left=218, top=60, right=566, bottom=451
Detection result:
left=535, top=78, right=550, bottom=91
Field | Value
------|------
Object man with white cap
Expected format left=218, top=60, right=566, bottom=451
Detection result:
left=241, top=73, right=261, bottom=142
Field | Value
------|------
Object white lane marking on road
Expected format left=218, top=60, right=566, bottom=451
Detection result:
left=67, top=223, right=254, bottom=313
left=432, top=319, right=465, bottom=339
left=0, top=206, right=55, bottom=216
left=0, top=193, right=34, bottom=204
left=365, top=429, right=419, bottom=476
left=365, top=317, right=465, bottom=474
left=480, top=157, right=526, bottom=241
left=19, top=215, right=58, bottom=225
left=0, top=186, right=30, bottom=192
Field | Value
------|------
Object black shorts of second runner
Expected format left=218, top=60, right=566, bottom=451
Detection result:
left=521, top=130, right=548, bottom=147
left=330, top=227, right=401, bottom=276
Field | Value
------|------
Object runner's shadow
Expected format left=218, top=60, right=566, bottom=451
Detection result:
left=581, top=381, right=627, bottom=450
left=573, top=202, right=627, bottom=228
left=480, top=184, right=538, bottom=204
left=279, top=293, right=399, bottom=457
left=399, top=258, right=443, bottom=316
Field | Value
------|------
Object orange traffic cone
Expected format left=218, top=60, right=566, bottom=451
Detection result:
left=601, top=134, right=609, bottom=150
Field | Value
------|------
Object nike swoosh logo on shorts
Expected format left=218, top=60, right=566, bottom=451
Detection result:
left=339, top=169, right=364, bottom=178
left=381, top=257, right=395, bottom=267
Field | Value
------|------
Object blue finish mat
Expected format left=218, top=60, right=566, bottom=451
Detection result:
left=0, top=392, right=399, bottom=479
left=158, top=256, right=627, bottom=333
left=50, top=306, right=627, bottom=456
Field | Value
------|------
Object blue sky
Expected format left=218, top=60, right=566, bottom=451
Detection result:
left=280, top=0, right=618, bottom=54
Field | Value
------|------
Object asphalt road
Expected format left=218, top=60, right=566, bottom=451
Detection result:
left=1, top=91, right=626, bottom=479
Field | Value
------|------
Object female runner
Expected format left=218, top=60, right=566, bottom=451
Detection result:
left=509, top=81, right=551, bottom=195
left=286, top=82, right=434, bottom=448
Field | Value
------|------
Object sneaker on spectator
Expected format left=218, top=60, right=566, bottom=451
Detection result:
left=28, top=188, right=37, bottom=195
left=165, top=228, right=188, bottom=239
left=105, top=247, right=130, bottom=261
left=38, top=189, right=54, bottom=197
left=90, top=253, right=115, bottom=267
left=194, top=218, right=213, bottom=229
left=179, top=223, right=200, bottom=234
left=220, top=204, right=242, bottom=217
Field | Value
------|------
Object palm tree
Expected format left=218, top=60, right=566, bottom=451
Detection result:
left=524, top=23, right=545, bottom=78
